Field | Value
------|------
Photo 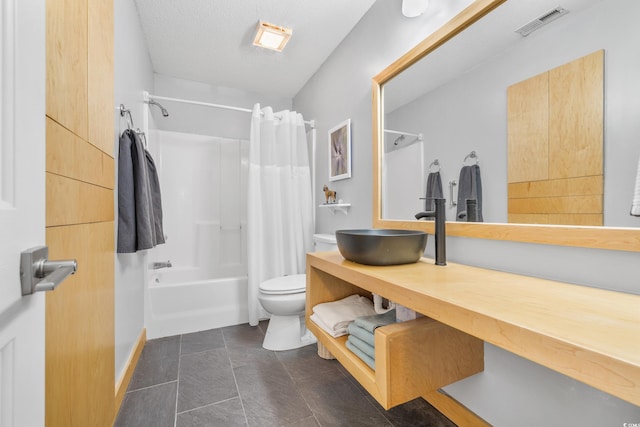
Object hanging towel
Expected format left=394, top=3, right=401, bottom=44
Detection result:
left=347, top=323, right=375, bottom=347
left=117, top=130, right=165, bottom=252
left=312, top=295, right=376, bottom=335
left=353, top=309, right=397, bottom=334
left=347, top=335, right=375, bottom=359
left=456, top=164, right=483, bottom=222
left=145, top=150, right=165, bottom=245
left=346, top=340, right=375, bottom=370
left=425, top=171, right=443, bottom=212
left=631, top=156, right=640, bottom=216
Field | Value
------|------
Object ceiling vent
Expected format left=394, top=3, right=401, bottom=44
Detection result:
left=515, top=6, right=569, bottom=37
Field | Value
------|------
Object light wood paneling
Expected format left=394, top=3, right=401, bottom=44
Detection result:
left=309, top=252, right=640, bottom=407
left=508, top=195, right=602, bottom=214
left=46, top=173, right=113, bottom=227
left=46, top=0, right=88, bottom=139
left=507, top=51, right=603, bottom=226
left=46, top=118, right=114, bottom=189
left=508, top=213, right=603, bottom=226
left=45, top=222, right=114, bottom=427
left=507, top=71, right=549, bottom=183
left=549, top=50, right=604, bottom=179
left=508, top=176, right=603, bottom=199
left=88, top=0, right=114, bottom=155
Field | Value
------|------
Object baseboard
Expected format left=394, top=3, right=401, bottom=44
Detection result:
left=423, top=390, right=491, bottom=427
left=114, top=328, right=147, bottom=416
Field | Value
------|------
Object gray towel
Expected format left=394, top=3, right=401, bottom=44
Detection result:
left=346, top=340, right=375, bottom=370
left=347, top=335, right=375, bottom=359
left=353, top=309, right=396, bottom=333
left=145, top=150, right=165, bottom=245
left=425, top=171, right=443, bottom=212
left=456, top=164, right=483, bottom=222
left=117, top=130, right=155, bottom=253
left=347, top=323, right=375, bottom=347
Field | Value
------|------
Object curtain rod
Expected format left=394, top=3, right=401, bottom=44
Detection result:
left=146, top=93, right=315, bottom=128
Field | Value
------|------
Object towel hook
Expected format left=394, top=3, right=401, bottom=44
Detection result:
left=119, top=104, right=135, bottom=130
left=136, top=129, right=148, bottom=149
left=428, top=159, right=441, bottom=173
left=463, top=151, right=479, bottom=165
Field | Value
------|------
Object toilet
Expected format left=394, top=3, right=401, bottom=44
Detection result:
left=259, top=233, right=338, bottom=351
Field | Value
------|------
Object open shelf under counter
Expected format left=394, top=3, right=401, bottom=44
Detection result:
left=305, top=251, right=640, bottom=417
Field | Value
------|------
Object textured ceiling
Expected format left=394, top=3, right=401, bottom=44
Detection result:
left=133, top=0, right=377, bottom=98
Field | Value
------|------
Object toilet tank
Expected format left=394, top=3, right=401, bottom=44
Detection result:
left=313, top=233, right=338, bottom=252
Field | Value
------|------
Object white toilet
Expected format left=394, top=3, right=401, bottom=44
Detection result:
left=259, top=233, right=338, bottom=351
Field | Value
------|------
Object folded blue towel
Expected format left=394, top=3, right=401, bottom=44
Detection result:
left=347, top=323, right=375, bottom=347
left=354, top=309, right=397, bottom=333
left=347, top=335, right=375, bottom=360
left=346, top=340, right=375, bottom=370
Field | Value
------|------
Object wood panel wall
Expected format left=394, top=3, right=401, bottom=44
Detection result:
left=45, top=0, right=115, bottom=426
left=507, top=50, right=603, bottom=226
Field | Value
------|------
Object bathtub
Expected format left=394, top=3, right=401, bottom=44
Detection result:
left=145, top=267, right=248, bottom=339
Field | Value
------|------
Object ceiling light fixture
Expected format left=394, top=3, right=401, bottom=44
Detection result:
left=402, top=0, right=430, bottom=17
left=253, top=21, right=292, bottom=52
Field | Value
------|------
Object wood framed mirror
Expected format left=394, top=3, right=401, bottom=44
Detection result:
left=372, top=0, right=640, bottom=252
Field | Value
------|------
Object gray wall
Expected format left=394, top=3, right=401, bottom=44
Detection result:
left=293, top=0, right=640, bottom=425
left=113, top=0, right=155, bottom=382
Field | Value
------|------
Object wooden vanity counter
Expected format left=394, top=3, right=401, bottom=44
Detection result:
left=306, top=251, right=640, bottom=410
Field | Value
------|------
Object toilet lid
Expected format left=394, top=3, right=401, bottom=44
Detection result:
left=259, top=274, right=306, bottom=295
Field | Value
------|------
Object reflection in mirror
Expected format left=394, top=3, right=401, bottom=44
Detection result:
left=381, top=0, right=639, bottom=230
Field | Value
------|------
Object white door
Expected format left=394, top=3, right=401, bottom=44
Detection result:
left=0, top=0, right=45, bottom=426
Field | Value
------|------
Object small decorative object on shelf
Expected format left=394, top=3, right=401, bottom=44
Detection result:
left=323, top=185, right=337, bottom=204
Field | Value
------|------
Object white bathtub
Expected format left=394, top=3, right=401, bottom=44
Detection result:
left=145, top=268, right=248, bottom=339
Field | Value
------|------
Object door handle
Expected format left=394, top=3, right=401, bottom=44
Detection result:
left=20, top=246, right=78, bottom=295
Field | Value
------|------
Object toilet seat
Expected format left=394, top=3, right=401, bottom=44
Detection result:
left=259, top=274, right=306, bottom=295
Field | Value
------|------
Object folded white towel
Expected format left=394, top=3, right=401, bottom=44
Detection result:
left=310, top=313, right=348, bottom=338
left=632, top=156, right=640, bottom=216
left=312, top=294, right=376, bottom=334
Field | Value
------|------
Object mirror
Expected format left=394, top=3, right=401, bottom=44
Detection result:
left=373, top=0, right=640, bottom=251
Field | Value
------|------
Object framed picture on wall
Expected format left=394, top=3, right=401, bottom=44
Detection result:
left=328, top=119, right=351, bottom=181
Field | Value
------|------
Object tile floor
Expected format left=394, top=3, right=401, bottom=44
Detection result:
left=114, top=322, right=457, bottom=427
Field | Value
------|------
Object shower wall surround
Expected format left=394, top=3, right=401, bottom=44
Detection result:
left=293, top=0, right=640, bottom=425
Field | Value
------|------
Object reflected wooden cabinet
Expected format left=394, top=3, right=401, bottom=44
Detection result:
left=507, top=50, right=603, bottom=226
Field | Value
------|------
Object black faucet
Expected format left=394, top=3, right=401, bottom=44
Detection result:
left=415, top=198, right=446, bottom=266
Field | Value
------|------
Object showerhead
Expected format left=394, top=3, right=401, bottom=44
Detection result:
left=148, top=99, right=169, bottom=117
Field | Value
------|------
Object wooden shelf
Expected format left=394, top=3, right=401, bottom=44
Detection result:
left=306, top=252, right=640, bottom=409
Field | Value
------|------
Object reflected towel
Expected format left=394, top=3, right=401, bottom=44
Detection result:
left=631, top=156, right=640, bottom=216
left=347, top=323, right=375, bottom=347
left=347, top=335, right=375, bottom=360
left=346, top=340, right=375, bottom=370
left=456, top=164, right=483, bottom=222
left=353, top=309, right=397, bottom=334
left=312, top=295, right=376, bottom=334
left=425, top=171, right=443, bottom=212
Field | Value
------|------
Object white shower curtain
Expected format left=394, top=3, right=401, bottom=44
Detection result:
left=247, top=104, right=314, bottom=326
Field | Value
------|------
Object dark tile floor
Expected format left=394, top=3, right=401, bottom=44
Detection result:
left=114, top=322, right=457, bottom=427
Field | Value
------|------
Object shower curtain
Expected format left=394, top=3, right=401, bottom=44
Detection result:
left=247, top=104, right=314, bottom=326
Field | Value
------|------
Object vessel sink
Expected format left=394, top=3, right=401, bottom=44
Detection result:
left=335, top=229, right=428, bottom=266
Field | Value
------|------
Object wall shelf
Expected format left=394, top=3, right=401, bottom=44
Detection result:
left=306, top=252, right=640, bottom=423
left=318, top=203, right=351, bottom=215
